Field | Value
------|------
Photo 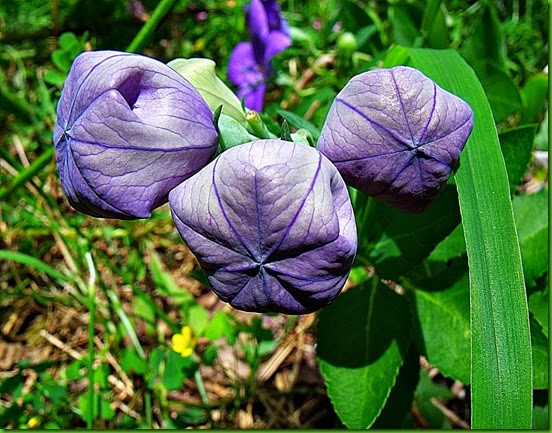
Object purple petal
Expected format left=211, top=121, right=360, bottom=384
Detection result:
left=262, top=0, right=289, bottom=34
left=317, top=66, right=473, bottom=213
left=263, top=30, right=291, bottom=72
left=169, top=139, right=357, bottom=314
left=246, top=0, right=269, bottom=64
left=54, top=50, right=218, bottom=219
left=228, top=42, right=266, bottom=111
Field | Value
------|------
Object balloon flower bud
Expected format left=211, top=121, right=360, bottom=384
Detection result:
left=169, top=139, right=357, bottom=314
left=53, top=50, right=219, bottom=219
left=317, top=66, right=474, bottom=213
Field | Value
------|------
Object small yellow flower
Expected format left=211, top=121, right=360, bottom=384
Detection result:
left=171, top=325, right=197, bottom=357
left=27, top=416, right=40, bottom=429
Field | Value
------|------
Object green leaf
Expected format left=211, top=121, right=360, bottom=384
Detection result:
left=521, top=73, right=548, bottom=124
left=499, top=125, right=537, bottom=193
left=390, top=3, right=421, bottom=47
left=317, top=279, right=411, bottom=429
left=360, top=185, right=460, bottom=279
left=120, top=348, right=148, bottom=375
left=372, top=346, right=421, bottom=428
left=408, top=271, right=470, bottom=384
left=529, top=287, right=548, bottom=338
left=462, top=2, right=506, bottom=70
left=530, top=318, right=548, bottom=390
left=407, top=47, right=532, bottom=429
left=186, top=304, right=209, bottom=336
left=532, top=401, right=549, bottom=429
left=535, top=110, right=548, bottom=150
left=276, top=109, right=321, bottom=141
left=421, top=0, right=448, bottom=49
left=162, top=350, right=187, bottom=390
left=203, top=311, right=236, bottom=342
left=58, top=32, right=79, bottom=52
left=413, top=371, right=455, bottom=429
left=476, top=63, right=523, bottom=123
left=512, top=189, right=549, bottom=288
left=427, top=224, right=466, bottom=261
left=148, top=249, right=194, bottom=306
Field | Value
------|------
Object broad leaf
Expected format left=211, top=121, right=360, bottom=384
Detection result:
left=408, top=271, right=470, bottom=384
left=372, top=345, right=421, bottom=428
left=360, top=185, right=460, bottom=279
left=317, top=279, right=411, bottom=429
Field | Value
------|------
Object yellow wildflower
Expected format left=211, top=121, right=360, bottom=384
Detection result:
left=27, top=417, right=40, bottom=429
left=171, top=325, right=197, bottom=357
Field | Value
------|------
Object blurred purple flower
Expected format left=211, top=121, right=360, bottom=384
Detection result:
left=169, top=139, right=357, bottom=314
left=53, top=50, right=218, bottom=220
left=227, top=0, right=291, bottom=111
left=317, top=66, right=474, bottom=213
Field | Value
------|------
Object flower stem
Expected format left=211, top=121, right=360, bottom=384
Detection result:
left=126, top=0, right=181, bottom=53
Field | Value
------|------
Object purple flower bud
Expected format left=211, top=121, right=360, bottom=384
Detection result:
left=317, top=66, right=474, bottom=213
left=169, top=139, right=357, bottom=314
left=53, top=51, right=218, bottom=219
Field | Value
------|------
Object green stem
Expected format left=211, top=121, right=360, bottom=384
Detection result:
left=126, top=0, right=180, bottom=53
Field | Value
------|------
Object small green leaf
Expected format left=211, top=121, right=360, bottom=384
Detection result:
left=58, top=32, right=79, bottom=52
left=531, top=318, right=548, bottom=389
left=203, top=311, right=236, bottom=342
left=413, top=371, right=454, bottom=429
left=276, top=109, right=321, bottom=141
left=499, top=125, right=537, bottom=193
left=186, top=304, right=209, bottom=336
left=120, top=348, right=148, bottom=375
left=317, top=279, right=411, bottom=429
left=512, top=189, right=549, bottom=288
left=162, top=350, right=197, bottom=391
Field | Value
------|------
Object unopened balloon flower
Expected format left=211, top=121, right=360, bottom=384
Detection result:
left=317, top=66, right=474, bottom=213
left=169, top=139, right=357, bottom=314
left=53, top=50, right=219, bottom=219
left=228, top=0, right=291, bottom=111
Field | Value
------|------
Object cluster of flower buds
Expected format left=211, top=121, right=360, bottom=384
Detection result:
left=54, top=39, right=472, bottom=314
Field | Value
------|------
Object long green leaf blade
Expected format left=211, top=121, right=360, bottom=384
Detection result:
left=407, top=48, right=532, bottom=429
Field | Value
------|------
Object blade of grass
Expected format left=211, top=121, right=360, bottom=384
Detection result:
left=407, top=47, right=532, bottom=429
left=0, top=249, right=75, bottom=282
left=85, top=252, right=96, bottom=429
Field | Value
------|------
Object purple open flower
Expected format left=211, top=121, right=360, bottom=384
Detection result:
left=53, top=51, right=218, bottom=219
left=169, top=139, right=357, bottom=314
left=227, top=0, right=291, bottom=111
left=317, top=66, right=474, bottom=213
